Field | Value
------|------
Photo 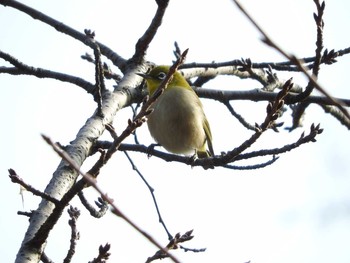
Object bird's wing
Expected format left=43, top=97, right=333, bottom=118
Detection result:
left=203, top=118, right=214, bottom=156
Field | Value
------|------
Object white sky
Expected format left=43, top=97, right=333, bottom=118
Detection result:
left=1, top=0, right=350, bottom=262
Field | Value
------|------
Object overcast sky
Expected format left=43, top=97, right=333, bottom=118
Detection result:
left=1, top=0, right=350, bottom=262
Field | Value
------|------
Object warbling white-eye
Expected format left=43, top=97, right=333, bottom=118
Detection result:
left=138, top=65, right=214, bottom=158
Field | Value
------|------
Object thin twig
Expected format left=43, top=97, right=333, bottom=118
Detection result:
left=238, top=123, right=324, bottom=159
left=42, top=134, right=181, bottom=263
left=0, top=0, right=127, bottom=70
left=63, top=206, right=80, bottom=263
left=81, top=53, right=122, bottom=82
left=88, top=243, right=111, bottom=263
left=123, top=151, right=173, bottom=240
left=146, top=230, right=199, bottom=263
left=222, top=155, right=279, bottom=170
left=17, top=211, right=33, bottom=217
left=179, top=45, right=350, bottom=71
left=130, top=104, right=142, bottom=145
left=288, top=0, right=325, bottom=129
left=78, top=192, right=108, bottom=218
left=85, top=29, right=106, bottom=116
left=0, top=50, right=95, bottom=94
left=132, top=0, right=170, bottom=62
left=211, top=79, right=294, bottom=165
left=8, top=169, right=60, bottom=206
left=298, top=0, right=325, bottom=99
left=223, top=101, right=256, bottom=131
left=232, top=0, right=350, bottom=121
left=93, top=120, right=324, bottom=168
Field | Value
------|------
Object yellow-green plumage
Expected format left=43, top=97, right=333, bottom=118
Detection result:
left=139, top=65, right=214, bottom=158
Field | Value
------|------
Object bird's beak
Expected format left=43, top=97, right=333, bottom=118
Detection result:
left=136, top=72, right=151, bottom=79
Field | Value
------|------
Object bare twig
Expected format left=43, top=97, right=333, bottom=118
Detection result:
left=146, top=230, right=201, bottom=263
left=173, top=41, right=182, bottom=61
left=81, top=53, right=122, bottom=82
left=222, top=155, right=279, bottom=170
left=208, top=79, right=294, bottom=166
left=84, top=29, right=106, bottom=115
left=239, top=124, right=324, bottom=160
left=232, top=0, right=350, bottom=121
left=93, top=120, right=324, bottom=169
left=129, top=104, right=143, bottom=144
left=179, top=45, right=350, bottom=71
left=88, top=243, right=111, bottom=263
left=223, top=101, right=256, bottom=131
left=78, top=193, right=108, bottom=218
left=0, top=0, right=126, bottom=70
left=239, top=58, right=269, bottom=86
left=311, top=0, right=325, bottom=78
left=123, top=151, right=173, bottom=240
left=0, top=50, right=95, bottom=94
left=288, top=0, right=325, bottom=129
left=132, top=0, right=170, bottom=62
left=17, top=211, right=33, bottom=217
left=63, top=206, right=80, bottom=263
left=8, top=169, right=60, bottom=206
left=42, top=134, right=181, bottom=263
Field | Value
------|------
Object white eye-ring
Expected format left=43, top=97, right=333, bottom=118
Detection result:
left=157, top=72, right=166, bottom=80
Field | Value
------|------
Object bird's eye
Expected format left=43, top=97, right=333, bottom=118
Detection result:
left=157, top=72, right=166, bottom=80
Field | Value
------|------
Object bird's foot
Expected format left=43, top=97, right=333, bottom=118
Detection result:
left=147, top=143, right=161, bottom=157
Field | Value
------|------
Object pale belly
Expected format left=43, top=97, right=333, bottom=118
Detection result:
left=147, top=87, right=206, bottom=155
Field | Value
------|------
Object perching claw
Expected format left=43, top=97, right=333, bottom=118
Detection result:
left=147, top=143, right=161, bottom=158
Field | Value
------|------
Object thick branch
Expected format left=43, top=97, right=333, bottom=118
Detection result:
left=14, top=86, right=133, bottom=262
left=194, top=88, right=350, bottom=107
left=43, top=135, right=181, bottom=263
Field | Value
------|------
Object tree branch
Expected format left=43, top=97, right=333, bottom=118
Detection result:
left=63, top=206, right=80, bottom=263
left=287, top=0, right=325, bottom=130
left=8, top=169, right=60, bottom=206
left=78, top=193, right=108, bottom=218
left=42, top=134, right=181, bottom=263
left=13, top=72, right=135, bottom=262
left=146, top=230, right=201, bottom=263
left=0, top=51, right=95, bottom=94
left=179, top=44, right=350, bottom=72
left=0, top=0, right=127, bottom=70
left=88, top=243, right=111, bottom=263
left=132, top=0, right=170, bottom=63
left=195, top=87, right=350, bottom=107
left=94, top=120, right=325, bottom=169
left=232, top=0, right=350, bottom=122
left=100, top=49, right=189, bottom=170
left=123, top=151, right=173, bottom=240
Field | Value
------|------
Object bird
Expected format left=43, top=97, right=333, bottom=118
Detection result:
left=137, top=65, right=214, bottom=159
